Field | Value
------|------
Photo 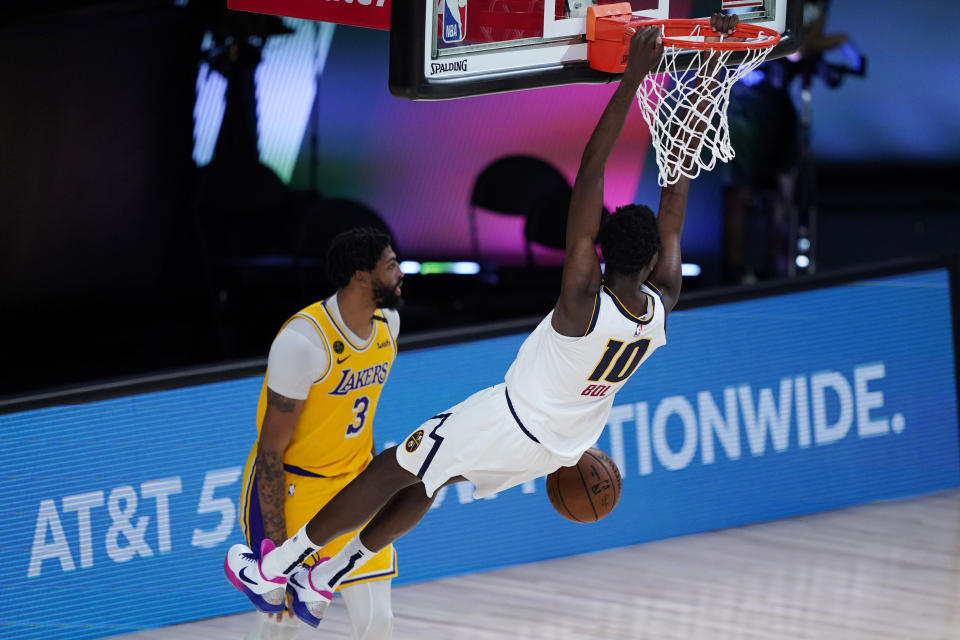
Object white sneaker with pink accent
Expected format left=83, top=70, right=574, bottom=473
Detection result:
left=223, top=540, right=287, bottom=613
left=286, top=559, right=334, bottom=627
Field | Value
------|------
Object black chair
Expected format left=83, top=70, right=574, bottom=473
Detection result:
left=197, top=194, right=394, bottom=357
left=469, top=155, right=573, bottom=266
left=295, top=196, right=396, bottom=298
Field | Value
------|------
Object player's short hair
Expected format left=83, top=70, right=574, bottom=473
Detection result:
left=326, top=227, right=393, bottom=289
left=597, top=204, right=661, bottom=280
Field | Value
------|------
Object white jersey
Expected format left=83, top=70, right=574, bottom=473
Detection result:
left=504, top=281, right=667, bottom=457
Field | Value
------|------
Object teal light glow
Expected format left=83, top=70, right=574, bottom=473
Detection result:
left=399, top=261, right=482, bottom=275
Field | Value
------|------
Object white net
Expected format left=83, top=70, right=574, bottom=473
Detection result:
left=636, top=24, right=777, bottom=186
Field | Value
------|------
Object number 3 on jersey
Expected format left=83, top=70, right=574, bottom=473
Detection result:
left=346, top=395, right=369, bottom=437
left=587, top=338, right=651, bottom=384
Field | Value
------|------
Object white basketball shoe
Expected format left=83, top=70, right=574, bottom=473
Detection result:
left=286, top=558, right=334, bottom=627
left=223, top=539, right=287, bottom=613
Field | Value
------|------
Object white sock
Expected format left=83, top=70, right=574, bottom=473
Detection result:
left=261, top=525, right=321, bottom=579
left=311, top=535, right=375, bottom=593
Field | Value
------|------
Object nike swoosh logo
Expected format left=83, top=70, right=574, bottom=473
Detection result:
left=336, top=355, right=351, bottom=364
left=238, top=567, right=258, bottom=586
left=289, top=574, right=305, bottom=590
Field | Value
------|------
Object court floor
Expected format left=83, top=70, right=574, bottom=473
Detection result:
left=116, top=489, right=960, bottom=639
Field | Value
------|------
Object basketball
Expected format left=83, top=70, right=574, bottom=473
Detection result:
left=546, top=447, right=622, bottom=522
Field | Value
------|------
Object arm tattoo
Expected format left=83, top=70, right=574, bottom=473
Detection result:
left=256, top=449, right=288, bottom=544
left=267, top=388, right=298, bottom=413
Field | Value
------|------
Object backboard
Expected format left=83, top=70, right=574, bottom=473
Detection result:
left=389, top=0, right=801, bottom=100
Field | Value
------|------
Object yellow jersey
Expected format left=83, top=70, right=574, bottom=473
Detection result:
left=254, top=299, right=398, bottom=477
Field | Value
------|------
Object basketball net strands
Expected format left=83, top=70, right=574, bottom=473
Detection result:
left=587, top=4, right=780, bottom=186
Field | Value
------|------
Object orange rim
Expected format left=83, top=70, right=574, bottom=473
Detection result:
left=627, top=18, right=781, bottom=51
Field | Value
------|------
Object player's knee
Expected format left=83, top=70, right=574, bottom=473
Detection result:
left=371, top=446, right=419, bottom=488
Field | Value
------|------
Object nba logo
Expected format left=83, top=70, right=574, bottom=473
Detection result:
left=442, top=0, right=467, bottom=43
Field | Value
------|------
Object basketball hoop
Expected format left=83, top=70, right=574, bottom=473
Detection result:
left=588, top=6, right=781, bottom=186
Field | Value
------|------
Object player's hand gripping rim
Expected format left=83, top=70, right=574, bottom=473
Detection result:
left=698, top=13, right=745, bottom=82
left=622, top=26, right=663, bottom=88
left=706, top=12, right=740, bottom=40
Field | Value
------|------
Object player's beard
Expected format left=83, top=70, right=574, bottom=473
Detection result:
left=373, top=277, right=402, bottom=309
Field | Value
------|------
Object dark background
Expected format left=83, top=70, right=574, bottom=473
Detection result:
left=2, top=0, right=958, bottom=396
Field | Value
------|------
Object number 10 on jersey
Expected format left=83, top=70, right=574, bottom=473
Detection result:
left=582, top=338, right=651, bottom=397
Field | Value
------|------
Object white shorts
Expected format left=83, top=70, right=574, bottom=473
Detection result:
left=395, top=383, right=581, bottom=499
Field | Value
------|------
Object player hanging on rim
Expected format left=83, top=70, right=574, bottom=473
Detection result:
left=224, top=14, right=739, bottom=628
left=231, top=228, right=403, bottom=639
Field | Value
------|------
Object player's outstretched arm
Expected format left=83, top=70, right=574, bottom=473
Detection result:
left=552, top=26, right=663, bottom=337
left=648, top=176, right=687, bottom=314
left=649, top=13, right=737, bottom=313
